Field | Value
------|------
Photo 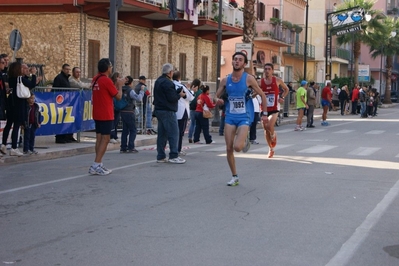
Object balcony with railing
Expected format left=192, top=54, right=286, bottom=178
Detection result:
left=283, top=41, right=315, bottom=59
left=331, top=47, right=351, bottom=61
left=254, top=21, right=297, bottom=47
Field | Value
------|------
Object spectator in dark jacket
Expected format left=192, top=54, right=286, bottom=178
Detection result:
left=153, top=63, right=186, bottom=164
left=53, top=64, right=75, bottom=143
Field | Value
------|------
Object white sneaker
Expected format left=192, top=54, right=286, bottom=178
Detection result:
left=0, top=144, right=6, bottom=155
left=109, top=139, right=118, bottom=144
left=10, top=148, right=23, bottom=157
left=88, top=165, right=110, bottom=175
left=168, top=157, right=186, bottom=164
left=227, top=176, right=239, bottom=186
left=179, top=151, right=187, bottom=156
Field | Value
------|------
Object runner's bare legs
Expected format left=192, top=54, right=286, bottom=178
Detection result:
left=225, top=124, right=249, bottom=176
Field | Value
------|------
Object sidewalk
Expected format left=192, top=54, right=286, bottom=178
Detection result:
left=1, top=104, right=397, bottom=165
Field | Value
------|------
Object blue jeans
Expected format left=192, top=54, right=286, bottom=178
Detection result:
left=23, top=124, right=37, bottom=152
left=194, top=111, right=212, bottom=144
left=360, top=101, right=366, bottom=117
left=146, top=103, right=153, bottom=129
left=188, top=110, right=196, bottom=139
left=154, top=110, right=179, bottom=160
left=120, top=112, right=137, bottom=151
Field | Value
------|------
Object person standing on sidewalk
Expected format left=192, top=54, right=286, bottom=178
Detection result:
left=215, top=52, right=268, bottom=186
left=321, top=82, right=333, bottom=125
left=259, top=63, right=289, bottom=158
left=173, top=71, right=194, bottom=156
left=351, top=84, right=359, bottom=115
left=295, top=80, right=308, bottom=131
left=306, top=81, right=316, bottom=127
left=187, top=79, right=202, bottom=143
left=89, top=58, right=124, bottom=175
left=53, top=64, right=74, bottom=144
left=1, top=62, right=38, bottom=156
left=119, top=76, right=145, bottom=153
left=153, top=63, right=186, bottom=164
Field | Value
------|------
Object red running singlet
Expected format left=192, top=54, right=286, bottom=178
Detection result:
left=260, top=76, right=280, bottom=112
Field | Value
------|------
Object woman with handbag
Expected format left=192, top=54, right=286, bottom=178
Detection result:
left=1, top=62, right=37, bottom=156
left=193, top=85, right=216, bottom=144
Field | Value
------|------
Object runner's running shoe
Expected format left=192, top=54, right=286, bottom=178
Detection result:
left=227, top=176, right=239, bottom=186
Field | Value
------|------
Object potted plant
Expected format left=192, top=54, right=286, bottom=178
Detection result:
left=270, top=17, right=281, bottom=25
left=282, top=20, right=292, bottom=30
left=261, top=31, right=269, bottom=37
left=293, top=24, right=303, bottom=33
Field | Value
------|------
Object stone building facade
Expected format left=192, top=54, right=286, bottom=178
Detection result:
left=0, top=12, right=217, bottom=82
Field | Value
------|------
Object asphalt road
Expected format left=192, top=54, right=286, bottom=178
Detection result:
left=1, top=107, right=399, bottom=266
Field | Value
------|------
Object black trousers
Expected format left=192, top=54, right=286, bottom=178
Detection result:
left=249, top=112, right=260, bottom=141
left=177, top=110, right=188, bottom=152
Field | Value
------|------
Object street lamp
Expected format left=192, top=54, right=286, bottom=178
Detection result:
left=379, top=31, right=397, bottom=96
left=304, top=0, right=309, bottom=80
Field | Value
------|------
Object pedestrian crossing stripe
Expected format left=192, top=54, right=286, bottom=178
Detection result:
left=298, top=145, right=336, bottom=154
left=348, top=147, right=381, bottom=156
left=333, top=129, right=355, bottom=134
left=365, top=130, right=385, bottom=134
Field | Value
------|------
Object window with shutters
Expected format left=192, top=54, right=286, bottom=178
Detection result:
left=201, top=56, right=208, bottom=82
left=88, top=40, right=100, bottom=78
left=257, top=1, right=265, bottom=21
left=131, top=46, right=140, bottom=79
left=179, top=53, right=187, bottom=80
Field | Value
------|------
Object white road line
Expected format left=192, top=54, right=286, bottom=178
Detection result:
left=365, top=130, right=385, bottom=134
left=0, top=160, right=154, bottom=195
left=205, top=146, right=227, bottom=152
left=298, top=145, right=336, bottom=154
left=303, top=129, right=325, bottom=134
left=276, top=128, right=295, bottom=133
left=250, top=144, right=293, bottom=153
left=326, top=177, right=399, bottom=266
left=348, top=147, right=381, bottom=156
left=334, top=129, right=356, bottom=134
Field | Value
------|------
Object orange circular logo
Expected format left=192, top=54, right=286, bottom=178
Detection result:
left=56, top=95, right=64, bottom=104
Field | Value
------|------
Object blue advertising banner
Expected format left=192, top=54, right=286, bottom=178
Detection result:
left=34, top=91, right=95, bottom=136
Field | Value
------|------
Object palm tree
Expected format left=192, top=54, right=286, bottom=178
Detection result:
left=335, top=0, right=383, bottom=86
left=242, top=0, right=255, bottom=73
left=363, top=17, right=399, bottom=103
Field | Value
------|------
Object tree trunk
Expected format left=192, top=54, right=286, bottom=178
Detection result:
left=383, top=55, right=393, bottom=104
left=353, top=40, right=361, bottom=85
left=243, top=0, right=255, bottom=74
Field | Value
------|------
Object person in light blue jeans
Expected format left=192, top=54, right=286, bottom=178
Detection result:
left=187, top=79, right=202, bottom=143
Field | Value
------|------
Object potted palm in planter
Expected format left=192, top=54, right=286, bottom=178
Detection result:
left=270, top=17, right=281, bottom=26
left=282, top=20, right=292, bottom=30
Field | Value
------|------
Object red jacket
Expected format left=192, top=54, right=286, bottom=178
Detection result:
left=195, top=93, right=215, bottom=112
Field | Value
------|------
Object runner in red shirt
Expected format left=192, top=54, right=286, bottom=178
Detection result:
left=259, top=63, right=289, bottom=158
left=89, top=58, right=124, bottom=176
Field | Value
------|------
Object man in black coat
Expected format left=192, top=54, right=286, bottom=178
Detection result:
left=53, top=64, right=74, bottom=143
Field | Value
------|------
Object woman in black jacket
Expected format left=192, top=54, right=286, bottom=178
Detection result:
left=338, top=85, right=349, bottom=116
left=1, top=62, right=37, bottom=156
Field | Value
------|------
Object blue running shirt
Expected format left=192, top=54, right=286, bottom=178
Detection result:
left=225, top=72, right=254, bottom=123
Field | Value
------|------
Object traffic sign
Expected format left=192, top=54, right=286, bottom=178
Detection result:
left=9, top=29, right=22, bottom=51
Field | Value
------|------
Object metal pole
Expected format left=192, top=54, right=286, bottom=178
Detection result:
left=304, top=0, right=309, bottom=80
left=212, top=0, right=223, bottom=127
left=379, top=46, right=383, bottom=96
left=325, top=12, right=329, bottom=81
left=109, top=0, right=123, bottom=68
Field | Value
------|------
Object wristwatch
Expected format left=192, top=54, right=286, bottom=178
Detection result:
left=262, top=111, right=268, bottom=116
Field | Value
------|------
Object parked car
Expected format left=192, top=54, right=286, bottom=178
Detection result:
left=380, top=90, right=398, bottom=103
